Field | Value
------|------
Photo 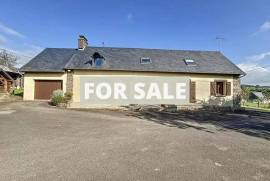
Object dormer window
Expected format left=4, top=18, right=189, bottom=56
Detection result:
left=140, top=57, right=151, bottom=64
left=95, top=58, right=103, bottom=66
left=184, top=58, right=196, bottom=66
left=92, top=52, right=105, bottom=67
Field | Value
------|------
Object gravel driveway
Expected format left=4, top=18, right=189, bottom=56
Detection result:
left=0, top=101, right=269, bottom=181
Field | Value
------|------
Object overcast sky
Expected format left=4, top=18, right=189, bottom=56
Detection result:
left=0, top=0, right=270, bottom=85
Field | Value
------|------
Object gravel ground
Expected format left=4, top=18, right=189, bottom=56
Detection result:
left=0, top=101, right=269, bottom=181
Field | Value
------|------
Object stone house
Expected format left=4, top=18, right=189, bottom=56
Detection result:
left=20, top=35, right=245, bottom=108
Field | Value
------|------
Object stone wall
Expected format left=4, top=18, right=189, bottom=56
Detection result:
left=233, top=76, right=241, bottom=108
left=66, top=71, right=73, bottom=93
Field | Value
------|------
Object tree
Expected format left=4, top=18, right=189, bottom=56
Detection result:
left=263, top=92, right=270, bottom=108
left=241, top=87, right=251, bottom=106
left=0, top=49, right=17, bottom=69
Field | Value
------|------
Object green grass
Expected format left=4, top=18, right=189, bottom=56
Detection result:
left=242, top=101, right=270, bottom=112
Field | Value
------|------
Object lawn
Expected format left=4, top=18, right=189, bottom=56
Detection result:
left=242, top=101, right=270, bottom=112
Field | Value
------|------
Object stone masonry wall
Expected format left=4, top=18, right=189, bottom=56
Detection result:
left=66, top=71, right=73, bottom=93
left=233, top=76, right=241, bottom=108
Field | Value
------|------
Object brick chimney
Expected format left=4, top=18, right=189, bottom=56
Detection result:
left=78, top=35, right=88, bottom=50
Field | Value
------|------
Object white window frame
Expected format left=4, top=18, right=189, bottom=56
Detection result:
left=184, top=58, right=196, bottom=66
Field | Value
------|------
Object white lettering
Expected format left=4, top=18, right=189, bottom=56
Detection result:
left=163, top=83, right=174, bottom=99
left=114, top=83, right=127, bottom=99
left=146, top=83, right=162, bottom=100
left=176, top=83, right=186, bottom=99
left=134, top=83, right=145, bottom=99
left=96, top=83, right=112, bottom=100
left=83, top=80, right=188, bottom=103
left=85, top=83, right=95, bottom=99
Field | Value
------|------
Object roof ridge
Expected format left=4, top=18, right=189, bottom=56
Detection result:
left=87, top=46, right=219, bottom=53
left=63, top=51, right=80, bottom=69
left=46, top=47, right=76, bottom=50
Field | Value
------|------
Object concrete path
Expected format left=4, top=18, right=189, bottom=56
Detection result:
left=0, top=102, right=269, bottom=181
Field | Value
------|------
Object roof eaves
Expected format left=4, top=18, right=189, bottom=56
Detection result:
left=0, top=68, right=14, bottom=80
left=68, top=67, right=244, bottom=75
left=20, top=69, right=65, bottom=73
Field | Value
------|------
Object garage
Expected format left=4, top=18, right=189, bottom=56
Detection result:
left=34, top=80, right=62, bottom=100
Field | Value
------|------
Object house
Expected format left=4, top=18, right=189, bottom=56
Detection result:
left=0, top=65, right=22, bottom=93
left=20, top=35, right=245, bottom=108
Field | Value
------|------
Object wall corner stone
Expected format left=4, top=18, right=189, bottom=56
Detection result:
left=66, top=70, right=73, bottom=93
left=233, top=76, right=241, bottom=108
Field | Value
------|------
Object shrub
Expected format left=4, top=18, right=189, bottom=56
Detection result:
left=51, top=90, right=64, bottom=106
left=12, top=88, right=23, bottom=97
left=64, top=92, right=73, bottom=103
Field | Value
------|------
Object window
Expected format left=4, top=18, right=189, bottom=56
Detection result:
left=184, top=59, right=196, bottom=66
left=210, top=81, right=231, bottom=97
left=92, top=52, right=104, bottom=67
left=95, top=58, right=103, bottom=67
left=216, top=81, right=224, bottom=96
left=140, top=57, right=151, bottom=64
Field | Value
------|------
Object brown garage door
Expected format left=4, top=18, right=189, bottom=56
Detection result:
left=35, top=80, right=62, bottom=100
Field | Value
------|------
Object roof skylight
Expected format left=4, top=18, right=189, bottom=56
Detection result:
left=184, top=59, right=196, bottom=66
left=140, top=57, right=151, bottom=64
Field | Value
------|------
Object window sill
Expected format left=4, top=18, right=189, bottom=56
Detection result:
left=214, top=95, right=227, bottom=97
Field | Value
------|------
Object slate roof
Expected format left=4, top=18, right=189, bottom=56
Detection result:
left=21, top=46, right=245, bottom=75
left=251, top=92, right=265, bottom=99
left=21, top=48, right=76, bottom=72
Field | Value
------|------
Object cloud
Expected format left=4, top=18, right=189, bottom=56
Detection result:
left=259, top=21, right=270, bottom=32
left=0, top=34, right=8, bottom=44
left=0, top=22, right=25, bottom=38
left=253, top=21, right=270, bottom=35
left=246, top=51, right=270, bottom=62
left=0, top=44, right=43, bottom=67
left=238, top=63, right=270, bottom=86
left=23, top=43, right=43, bottom=52
left=127, top=13, right=133, bottom=22
left=0, top=22, right=42, bottom=67
left=238, top=51, right=270, bottom=86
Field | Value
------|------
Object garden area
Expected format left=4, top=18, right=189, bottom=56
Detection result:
left=241, top=85, right=270, bottom=112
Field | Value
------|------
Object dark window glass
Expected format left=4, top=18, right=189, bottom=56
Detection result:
left=92, top=52, right=104, bottom=67
left=216, top=82, right=224, bottom=96
left=184, top=59, right=196, bottom=66
left=140, top=58, right=151, bottom=64
left=95, top=58, right=103, bottom=66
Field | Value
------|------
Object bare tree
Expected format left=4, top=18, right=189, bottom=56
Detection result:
left=0, top=49, right=17, bottom=69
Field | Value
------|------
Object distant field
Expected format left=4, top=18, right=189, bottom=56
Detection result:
left=242, top=101, right=270, bottom=112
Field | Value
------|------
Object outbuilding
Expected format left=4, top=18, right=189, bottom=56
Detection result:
left=0, top=65, right=22, bottom=93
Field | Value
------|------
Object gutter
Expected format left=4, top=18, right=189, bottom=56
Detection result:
left=20, top=70, right=65, bottom=73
